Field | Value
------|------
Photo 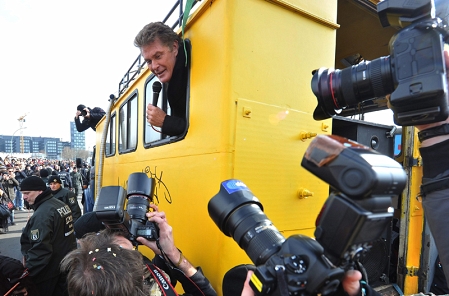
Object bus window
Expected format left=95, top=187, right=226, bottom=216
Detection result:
left=119, top=91, right=138, bottom=153
left=143, top=39, right=190, bottom=147
left=105, top=112, right=116, bottom=157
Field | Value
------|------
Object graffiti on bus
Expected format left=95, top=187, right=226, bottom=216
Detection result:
left=142, top=166, right=173, bottom=204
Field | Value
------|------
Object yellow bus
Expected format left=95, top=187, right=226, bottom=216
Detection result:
left=93, top=0, right=448, bottom=294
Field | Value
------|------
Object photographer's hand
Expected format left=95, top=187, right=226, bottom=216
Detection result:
left=342, top=270, right=362, bottom=296
left=75, top=110, right=81, bottom=119
left=137, top=204, right=198, bottom=277
left=241, top=270, right=256, bottom=296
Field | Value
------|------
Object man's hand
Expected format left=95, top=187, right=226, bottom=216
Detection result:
left=241, top=270, right=256, bottom=296
left=146, top=104, right=167, bottom=127
left=342, top=270, right=363, bottom=296
left=136, top=204, right=198, bottom=277
left=136, top=204, right=177, bottom=259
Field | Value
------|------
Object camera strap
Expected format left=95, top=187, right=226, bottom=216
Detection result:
left=274, top=265, right=290, bottom=296
left=417, top=124, right=449, bottom=142
left=145, top=263, right=178, bottom=296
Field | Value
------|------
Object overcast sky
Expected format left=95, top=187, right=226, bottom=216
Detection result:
left=0, top=0, right=174, bottom=149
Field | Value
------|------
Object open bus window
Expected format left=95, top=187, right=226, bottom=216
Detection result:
left=119, top=91, right=138, bottom=153
left=105, top=112, right=116, bottom=157
left=143, top=39, right=190, bottom=148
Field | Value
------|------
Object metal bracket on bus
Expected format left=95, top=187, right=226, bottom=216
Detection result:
left=406, top=266, right=419, bottom=277
left=405, top=156, right=422, bottom=168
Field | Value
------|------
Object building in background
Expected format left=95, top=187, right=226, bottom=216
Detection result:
left=0, top=135, right=70, bottom=159
left=70, top=121, right=85, bottom=150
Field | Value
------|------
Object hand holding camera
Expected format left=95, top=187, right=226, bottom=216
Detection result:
left=76, top=104, right=90, bottom=118
left=136, top=204, right=177, bottom=257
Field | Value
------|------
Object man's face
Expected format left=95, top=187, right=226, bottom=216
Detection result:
left=49, top=182, right=61, bottom=191
left=22, top=191, right=42, bottom=205
left=141, top=38, right=178, bottom=83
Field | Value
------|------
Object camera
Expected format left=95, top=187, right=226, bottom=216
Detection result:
left=208, top=135, right=406, bottom=295
left=301, top=135, right=406, bottom=268
left=208, top=180, right=344, bottom=296
left=311, top=0, right=449, bottom=126
left=93, top=172, right=159, bottom=242
left=77, top=104, right=87, bottom=116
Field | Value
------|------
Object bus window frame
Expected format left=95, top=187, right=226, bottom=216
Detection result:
left=118, top=89, right=139, bottom=154
left=105, top=111, right=116, bottom=157
left=143, top=39, right=191, bottom=149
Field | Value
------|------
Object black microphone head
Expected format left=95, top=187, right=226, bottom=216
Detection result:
left=152, top=81, right=162, bottom=93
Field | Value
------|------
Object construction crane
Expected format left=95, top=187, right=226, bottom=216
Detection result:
left=17, top=113, right=28, bottom=153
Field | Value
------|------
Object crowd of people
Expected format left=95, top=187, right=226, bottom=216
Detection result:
left=0, top=156, right=91, bottom=231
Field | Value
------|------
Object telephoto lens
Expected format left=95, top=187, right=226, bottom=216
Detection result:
left=208, top=179, right=285, bottom=265
left=126, top=172, right=154, bottom=223
left=311, top=57, right=393, bottom=121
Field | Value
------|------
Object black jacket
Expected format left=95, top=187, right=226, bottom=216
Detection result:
left=151, top=254, right=216, bottom=296
left=75, top=107, right=106, bottom=132
left=20, top=188, right=76, bottom=283
left=51, top=187, right=81, bottom=223
left=0, top=255, right=26, bottom=295
left=161, top=41, right=189, bottom=136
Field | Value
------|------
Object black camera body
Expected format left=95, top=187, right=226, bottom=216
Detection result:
left=77, top=105, right=88, bottom=116
left=312, top=0, right=449, bottom=126
left=302, top=135, right=406, bottom=267
left=208, top=180, right=344, bottom=296
left=94, top=172, right=159, bottom=242
left=209, top=135, right=406, bottom=295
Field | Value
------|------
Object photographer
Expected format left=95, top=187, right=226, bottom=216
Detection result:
left=74, top=104, right=106, bottom=132
left=72, top=206, right=216, bottom=296
left=407, top=49, right=449, bottom=286
left=137, top=204, right=217, bottom=296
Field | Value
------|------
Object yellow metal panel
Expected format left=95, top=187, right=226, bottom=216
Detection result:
left=265, top=0, right=339, bottom=27
left=234, top=98, right=331, bottom=232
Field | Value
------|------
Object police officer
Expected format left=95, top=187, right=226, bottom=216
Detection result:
left=48, top=175, right=81, bottom=223
left=20, top=176, right=76, bottom=296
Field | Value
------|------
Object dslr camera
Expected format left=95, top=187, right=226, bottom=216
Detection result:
left=208, top=135, right=406, bottom=295
left=77, top=105, right=88, bottom=116
left=311, top=0, right=449, bottom=126
left=94, top=172, right=159, bottom=242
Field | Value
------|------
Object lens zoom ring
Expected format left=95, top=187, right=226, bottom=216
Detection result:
left=370, top=59, right=393, bottom=98
left=245, top=229, right=284, bottom=265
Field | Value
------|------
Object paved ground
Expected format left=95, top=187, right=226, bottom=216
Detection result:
left=0, top=192, right=83, bottom=261
left=0, top=208, right=32, bottom=260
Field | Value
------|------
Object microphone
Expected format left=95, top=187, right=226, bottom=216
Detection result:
left=152, top=81, right=162, bottom=106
